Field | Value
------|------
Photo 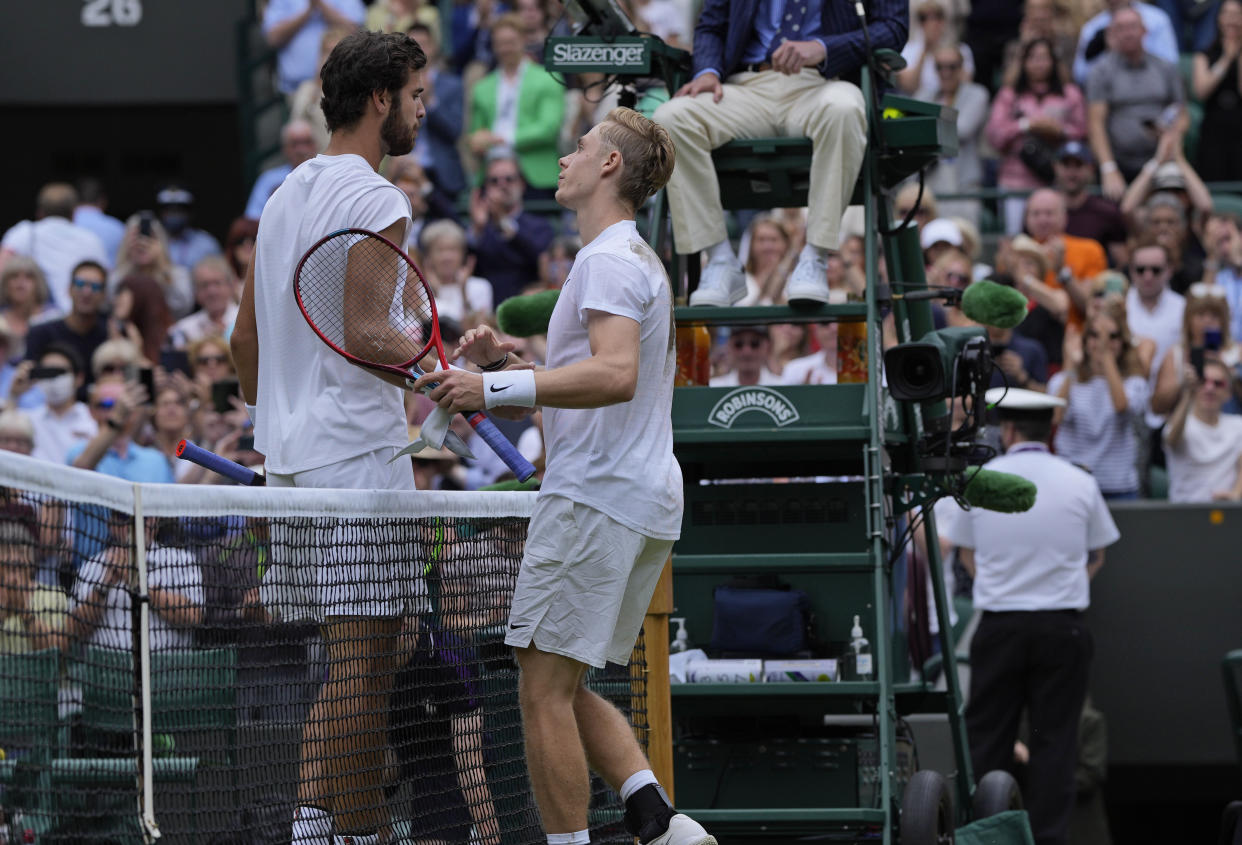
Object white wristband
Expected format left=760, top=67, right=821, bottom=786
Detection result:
left=244, top=403, right=257, bottom=426
left=482, top=369, right=536, bottom=409
left=1101, top=161, right=1119, bottom=174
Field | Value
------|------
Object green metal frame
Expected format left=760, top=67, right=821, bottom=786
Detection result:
left=660, top=50, right=977, bottom=842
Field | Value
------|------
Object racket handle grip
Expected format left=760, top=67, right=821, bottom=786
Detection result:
left=176, top=439, right=266, bottom=487
left=467, top=413, right=537, bottom=482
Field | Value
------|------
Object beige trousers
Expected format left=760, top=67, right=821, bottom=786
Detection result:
left=653, top=67, right=867, bottom=254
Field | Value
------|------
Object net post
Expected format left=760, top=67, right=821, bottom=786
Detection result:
left=636, top=556, right=675, bottom=802
left=132, top=485, right=161, bottom=842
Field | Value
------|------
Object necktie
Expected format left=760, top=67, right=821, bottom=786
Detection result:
left=767, top=0, right=810, bottom=60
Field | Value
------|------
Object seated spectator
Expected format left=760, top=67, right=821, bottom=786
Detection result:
left=1073, top=0, right=1178, bottom=87
left=926, top=44, right=990, bottom=226
left=169, top=256, right=240, bottom=350
left=24, top=260, right=110, bottom=394
left=1202, top=211, right=1242, bottom=341
left=1164, top=358, right=1242, bottom=502
left=928, top=245, right=976, bottom=325
left=22, top=344, right=97, bottom=465
left=68, top=515, right=203, bottom=652
left=0, top=318, right=45, bottom=412
left=289, top=26, right=353, bottom=151
left=894, top=183, right=938, bottom=235
left=69, top=368, right=166, bottom=480
left=155, top=185, right=222, bottom=275
left=983, top=276, right=1050, bottom=391
left=420, top=220, right=495, bottom=322
left=1050, top=309, right=1150, bottom=499
left=184, top=335, right=242, bottom=441
left=0, top=519, right=67, bottom=655
left=515, top=0, right=557, bottom=60
left=781, top=323, right=839, bottom=385
left=768, top=323, right=810, bottom=378
left=1126, top=239, right=1186, bottom=382
left=244, top=120, right=320, bottom=220
left=223, top=217, right=259, bottom=282
left=1005, top=233, right=1068, bottom=366
left=985, top=37, right=1086, bottom=234
left=1055, top=141, right=1129, bottom=268
left=113, top=274, right=172, bottom=365
left=922, top=218, right=967, bottom=269
left=0, top=182, right=109, bottom=312
left=1023, top=188, right=1105, bottom=329
left=0, top=409, right=36, bottom=459
left=262, top=0, right=365, bottom=95
left=1150, top=287, right=1240, bottom=414
left=91, top=338, right=143, bottom=386
left=1, top=256, right=60, bottom=361
left=72, top=178, right=127, bottom=266
left=386, top=156, right=456, bottom=252
left=407, top=22, right=467, bottom=206
left=1000, top=0, right=1077, bottom=85
left=149, top=384, right=199, bottom=482
left=111, top=213, right=195, bottom=319
left=538, top=235, right=580, bottom=290
left=710, top=326, right=781, bottom=386
left=1086, top=7, right=1187, bottom=198
left=467, top=150, right=555, bottom=305
left=1193, top=0, right=1242, bottom=183
left=467, top=13, right=565, bottom=199
left=739, top=214, right=797, bottom=306
left=366, top=0, right=439, bottom=37
left=1130, top=188, right=1210, bottom=295
left=899, top=1, right=976, bottom=99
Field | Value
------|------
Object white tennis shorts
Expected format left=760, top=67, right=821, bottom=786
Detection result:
left=505, top=494, right=674, bottom=668
left=261, top=448, right=425, bottom=622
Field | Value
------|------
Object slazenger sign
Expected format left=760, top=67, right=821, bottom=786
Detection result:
left=546, top=38, right=650, bottom=72
left=708, top=387, right=801, bottom=428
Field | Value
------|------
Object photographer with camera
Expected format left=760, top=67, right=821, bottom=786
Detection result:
left=1149, top=286, right=1240, bottom=415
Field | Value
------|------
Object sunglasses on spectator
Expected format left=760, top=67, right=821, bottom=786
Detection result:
left=196, top=354, right=229, bottom=367
left=936, top=62, right=962, bottom=72
left=945, top=271, right=970, bottom=285
left=486, top=175, right=521, bottom=186
left=730, top=337, right=765, bottom=349
left=92, top=398, right=116, bottom=410
left=1203, top=377, right=1230, bottom=389
left=1132, top=265, right=1166, bottom=276
left=72, top=277, right=106, bottom=292
left=1088, top=330, right=1122, bottom=340
left=98, top=362, right=130, bottom=375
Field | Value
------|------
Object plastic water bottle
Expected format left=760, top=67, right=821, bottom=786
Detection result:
left=669, top=617, right=691, bottom=653
left=849, top=615, right=872, bottom=680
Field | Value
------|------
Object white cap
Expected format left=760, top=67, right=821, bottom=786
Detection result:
left=920, top=218, right=964, bottom=250
left=985, top=386, right=1066, bottom=410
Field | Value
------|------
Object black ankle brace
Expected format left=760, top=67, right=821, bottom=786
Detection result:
left=623, top=783, right=677, bottom=843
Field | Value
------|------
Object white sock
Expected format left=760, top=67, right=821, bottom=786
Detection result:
left=291, top=806, right=331, bottom=845
left=547, top=830, right=591, bottom=844
left=706, top=239, right=737, bottom=265
left=620, top=768, right=660, bottom=802
left=800, top=243, right=829, bottom=263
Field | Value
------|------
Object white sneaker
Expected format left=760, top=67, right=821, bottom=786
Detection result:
left=785, top=251, right=831, bottom=305
left=689, top=258, right=747, bottom=307
left=645, top=813, right=718, bottom=845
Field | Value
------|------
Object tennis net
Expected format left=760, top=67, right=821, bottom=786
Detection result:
left=0, top=452, right=647, bottom=844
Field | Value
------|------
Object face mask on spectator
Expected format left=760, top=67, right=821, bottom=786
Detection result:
left=41, top=373, right=75, bottom=406
left=161, top=211, right=190, bottom=235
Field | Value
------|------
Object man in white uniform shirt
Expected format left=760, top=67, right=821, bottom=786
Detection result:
left=418, top=108, right=714, bottom=845
left=230, top=30, right=428, bottom=845
left=942, top=388, right=1119, bottom=845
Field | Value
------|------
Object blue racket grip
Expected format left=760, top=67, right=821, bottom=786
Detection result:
left=176, top=439, right=265, bottom=486
left=466, top=412, right=536, bottom=482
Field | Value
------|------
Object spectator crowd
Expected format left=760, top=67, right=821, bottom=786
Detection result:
left=1, top=0, right=1241, bottom=506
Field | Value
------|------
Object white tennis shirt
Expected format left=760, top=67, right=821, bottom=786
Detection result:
left=253, top=154, right=412, bottom=474
left=540, top=220, right=683, bottom=541
left=942, top=443, right=1120, bottom=611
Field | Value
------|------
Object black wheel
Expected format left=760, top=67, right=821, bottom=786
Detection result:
left=972, top=770, right=1023, bottom=819
left=900, top=769, right=955, bottom=845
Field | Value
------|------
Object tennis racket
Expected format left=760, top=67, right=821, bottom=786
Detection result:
left=293, top=227, right=535, bottom=481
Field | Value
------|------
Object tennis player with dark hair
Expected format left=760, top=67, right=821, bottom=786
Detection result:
left=230, top=29, right=428, bottom=845
left=416, top=108, right=715, bottom=845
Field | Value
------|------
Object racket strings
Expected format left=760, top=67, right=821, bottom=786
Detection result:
left=298, top=232, right=436, bottom=367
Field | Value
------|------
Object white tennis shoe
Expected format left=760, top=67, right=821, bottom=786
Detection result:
left=689, top=258, right=747, bottom=306
left=645, top=813, right=718, bottom=845
left=785, top=250, right=831, bottom=305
